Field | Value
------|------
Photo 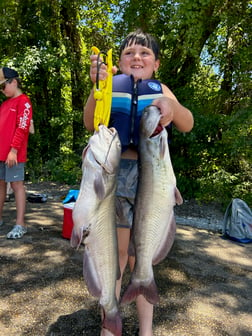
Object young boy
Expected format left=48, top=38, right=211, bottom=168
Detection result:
left=84, top=30, right=194, bottom=336
left=0, top=67, right=33, bottom=239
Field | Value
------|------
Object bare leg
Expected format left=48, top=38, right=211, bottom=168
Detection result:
left=0, top=180, right=7, bottom=222
left=100, top=228, right=130, bottom=336
left=116, top=227, right=131, bottom=299
left=11, top=181, right=26, bottom=226
left=128, top=257, right=154, bottom=336
left=136, top=295, right=153, bottom=336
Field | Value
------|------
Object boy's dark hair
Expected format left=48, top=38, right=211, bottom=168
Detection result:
left=119, top=30, right=160, bottom=60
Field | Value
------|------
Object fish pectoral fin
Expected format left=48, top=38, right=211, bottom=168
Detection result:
left=94, top=174, right=106, bottom=200
left=83, top=249, right=102, bottom=297
left=175, top=187, right=183, bottom=205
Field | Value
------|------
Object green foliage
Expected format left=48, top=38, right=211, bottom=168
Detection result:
left=0, top=0, right=251, bottom=207
left=41, top=154, right=82, bottom=185
left=171, top=102, right=251, bottom=206
left=26, top=128, right=91, bottom=184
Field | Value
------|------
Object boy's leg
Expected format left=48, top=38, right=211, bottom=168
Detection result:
left=128, top=256, right=154, bottom=336
left=0, top=179, right=7, bottom=223
left=136, top=296, right=154, bottom=336
left=11, top=180, right=26, bottom=226
left=6, top=163, right=27, bottom=239
left=100, top=159, right=137, bottom=335
left=116, top=227, right=131, bottom=298
left=100, top=227, right=130, bottom=336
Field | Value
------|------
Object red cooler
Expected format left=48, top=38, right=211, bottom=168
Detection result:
left=62, top=202, right=75, bottom=239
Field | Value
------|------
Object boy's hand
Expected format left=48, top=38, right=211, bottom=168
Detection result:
left=90, top=54, right=117, bottom=84
left=152, top=96, right=175, bottom=127
left=6, top=149, right=18, bottom=168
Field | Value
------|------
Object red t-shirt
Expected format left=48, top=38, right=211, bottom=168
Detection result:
left=0, top=93, right=33, bottom=162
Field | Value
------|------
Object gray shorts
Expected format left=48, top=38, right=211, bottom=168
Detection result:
left=115, top=159, right=138, bottom=229
left=0, top=162, right=25, bottom=182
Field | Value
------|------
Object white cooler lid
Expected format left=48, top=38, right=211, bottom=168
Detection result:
left=63, top=202, right=75, bottom=209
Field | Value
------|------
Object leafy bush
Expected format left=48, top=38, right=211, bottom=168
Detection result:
left=40, top=154, right=82, bottom=185
left=171, top=104, right=251, bottom=207
left=26, top=147, right=83, bottom=185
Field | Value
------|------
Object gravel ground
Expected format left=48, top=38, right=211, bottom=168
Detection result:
left=0, top=182, right=251, bottom=336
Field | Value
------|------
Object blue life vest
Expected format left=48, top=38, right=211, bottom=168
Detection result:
left=109, top=74, right=172, bottom=152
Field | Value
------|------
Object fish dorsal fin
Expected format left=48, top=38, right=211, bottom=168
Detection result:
left=82, top=145, right=89, bottom=160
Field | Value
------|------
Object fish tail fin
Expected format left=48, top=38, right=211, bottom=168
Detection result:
left=121, top=280, right=159, bottom=305
left=102, top=310, right=122, bottom=336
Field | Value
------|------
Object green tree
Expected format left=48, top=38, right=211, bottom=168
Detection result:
left=0, top=0, right=250, bottom=204
left=0, top=0, right=118, bottom=183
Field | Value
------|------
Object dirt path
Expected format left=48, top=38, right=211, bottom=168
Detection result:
left=0, top=183, right=251, bottom=336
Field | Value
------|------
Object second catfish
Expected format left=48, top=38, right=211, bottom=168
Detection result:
left=121, top=105, right=183, bottom=305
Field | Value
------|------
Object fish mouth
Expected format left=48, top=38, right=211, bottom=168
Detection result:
left=90, top=126, right=121, bottom=174
left=141, top=105, right=163, bottom=138
left=150, top=124, right=163, bottom=137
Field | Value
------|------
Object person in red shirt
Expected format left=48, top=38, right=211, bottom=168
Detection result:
left=0, top=67, right=33, bottom=239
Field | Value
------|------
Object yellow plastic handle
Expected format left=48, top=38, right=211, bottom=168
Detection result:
left=91, top=46, right=113, bottom=131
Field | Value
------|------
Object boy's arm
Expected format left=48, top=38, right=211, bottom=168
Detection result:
left=83, top=89, right=96, bottom=132
left=6, top=96, right=32, bottom=167
left=11, top=97, right=32, bottom=149
left=83, top=53, right=104, bottom=132
left=153, top=84, right=194, bottom=133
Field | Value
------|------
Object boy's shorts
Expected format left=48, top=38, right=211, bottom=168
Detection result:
left=115, top=158, right=138, bottom=229
left=0, top=162, right=25, bottom=182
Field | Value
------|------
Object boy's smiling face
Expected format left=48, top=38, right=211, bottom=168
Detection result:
left=119, top=43, right=160, bottom=81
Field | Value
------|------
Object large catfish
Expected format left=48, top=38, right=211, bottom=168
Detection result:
left=70, top=125, right=122, bottom=336
left=121, top=105, right=183, bottom=305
